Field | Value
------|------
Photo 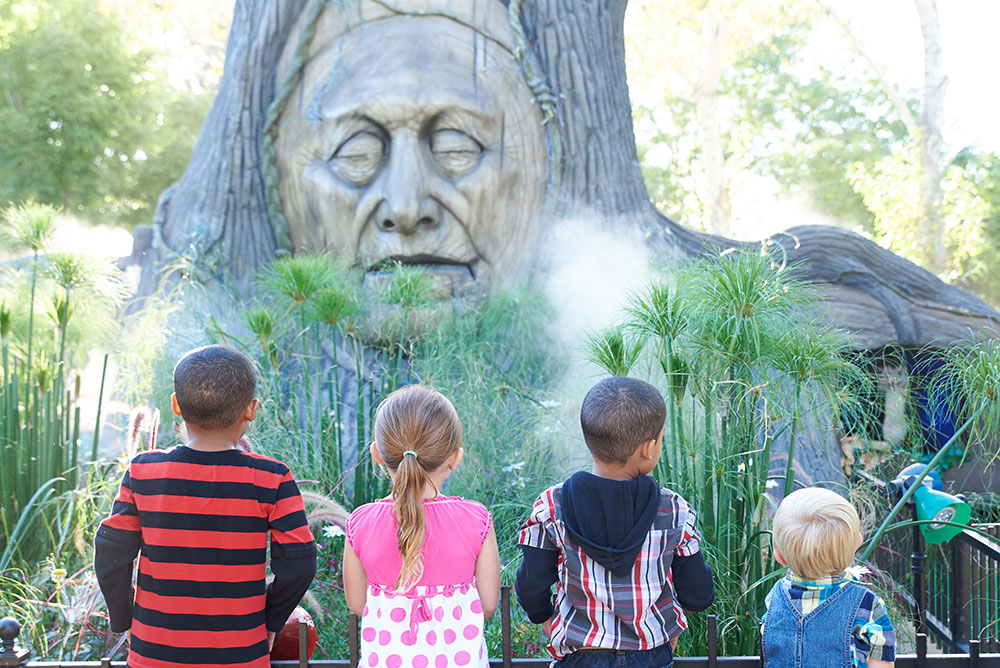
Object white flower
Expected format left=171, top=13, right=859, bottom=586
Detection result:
left=323, top=525, right=346, bottom=539
left=503, top=461, right=526, bottom=473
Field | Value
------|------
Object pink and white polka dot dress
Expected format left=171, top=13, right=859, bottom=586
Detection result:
left=346, top=496, right=493, bottom=668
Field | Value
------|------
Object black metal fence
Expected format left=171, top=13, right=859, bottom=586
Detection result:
left=3, top=586, right=999, bottom=668
left=906, top=523, right=1000, bottom=654
left=865, top=486, right=1000, bottom=653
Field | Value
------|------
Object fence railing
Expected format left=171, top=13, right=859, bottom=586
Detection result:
left=910, top=524, right=1000, bottom=654
left=3, top=586, right=999, bottom=668
left=856, top=470, right=1000, bottom=653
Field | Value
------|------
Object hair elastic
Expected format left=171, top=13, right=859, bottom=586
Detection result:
left=402, top=450, right=418, bottom=459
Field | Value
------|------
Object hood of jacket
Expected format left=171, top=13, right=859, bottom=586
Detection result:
left=560, top=471, right=660, bottom=576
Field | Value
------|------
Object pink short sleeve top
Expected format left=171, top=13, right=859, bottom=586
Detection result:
left=346, top=495, right=492, bottom=587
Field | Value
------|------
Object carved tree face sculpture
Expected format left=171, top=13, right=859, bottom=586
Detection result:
left=275, top=6, right=547, bottom=297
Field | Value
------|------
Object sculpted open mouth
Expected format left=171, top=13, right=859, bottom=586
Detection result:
left=364, top=255, right=479, bottom=300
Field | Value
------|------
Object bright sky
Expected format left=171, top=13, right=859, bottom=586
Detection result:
left=831, top=0, right=1000, bottom=153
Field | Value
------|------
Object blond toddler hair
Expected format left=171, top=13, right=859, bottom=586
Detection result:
left=772, top=487, right=861, bottom=580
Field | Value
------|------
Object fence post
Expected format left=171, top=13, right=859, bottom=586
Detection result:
left=0, top=618, right=29, bottom=668
left=501, top=585, right=512, bottom=668
left=969, top=639, right=980, bottom=668
left=911, top=504, right=927, bottom=636
left=706, top=615, right=717, bottom=668
left=349, top=613, right=359, bottom=668
left=298, top=621, right=308, bottom=668
left=951, top=536, right=971, bottom=648
left=916, top=633, right=927, bottom=668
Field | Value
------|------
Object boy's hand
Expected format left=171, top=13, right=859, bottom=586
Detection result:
left=541, top=617, right=553, bottom=636
left=267, top=631, right=276, bottom=650
left=670, top=637, right=678, bottom=652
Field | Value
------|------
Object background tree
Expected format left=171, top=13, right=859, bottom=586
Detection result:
left=0, top=0, right=229, bottom=227
left=627, top=0, right=1000, bottom=306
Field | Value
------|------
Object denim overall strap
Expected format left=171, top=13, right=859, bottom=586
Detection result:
left=763, top=580, right=867, bottom=668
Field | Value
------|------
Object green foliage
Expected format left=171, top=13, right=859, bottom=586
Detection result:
left=382, top=262, right=436, bottom=310
left=594, top=249, right=864, bottom=654
left=0, top=210, right=124, bottom=576
left=0, top=200, right=58, bottom=252
left=260, top=255, right=345, bottom=305
left=584, top=327, right=643, bottom=377
left=936, top=335, right=1000, bottom=446
left=858, top=334, right=1000, bottom=565
left=0, top=0, right=220, bottom=226
left=627, top=1, right=1000, bottom=302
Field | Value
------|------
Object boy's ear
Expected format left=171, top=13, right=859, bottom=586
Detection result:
left=638, top=437, right=657, bottom=460
left=370, top=441, right=385, bottom=466
left=243, top=398, right=259, bottom=422
left=171, top=393, right=183, bottom=418
left=774, top=548, right=788, bottom=567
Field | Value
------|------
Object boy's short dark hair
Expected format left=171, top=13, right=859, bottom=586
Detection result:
left=173, top=345, right=256, bottom=430
left=580, top=376, right=666, bottom=464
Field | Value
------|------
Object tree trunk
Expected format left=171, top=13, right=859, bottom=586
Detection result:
left=144, top=0, right=998, bottom=346
left=518, top=0, right=654, bottom=219
left=914, top=0, right=948, bottom=276
left=694, top=0, right=732, bottom=236
left=146, top=0, right=309, bottom=290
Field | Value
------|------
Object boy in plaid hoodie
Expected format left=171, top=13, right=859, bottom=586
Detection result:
left=516, top=376, right=714, bottom=667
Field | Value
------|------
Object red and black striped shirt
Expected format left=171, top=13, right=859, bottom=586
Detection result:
left=95, top=445, right=316, bottom=668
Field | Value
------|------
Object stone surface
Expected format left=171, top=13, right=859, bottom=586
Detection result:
left=274, top=2, right=547, bottom=297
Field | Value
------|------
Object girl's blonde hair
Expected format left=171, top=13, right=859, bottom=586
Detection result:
left=373, top=384, right=462, bottom=591
left=772, top=487, right=861, bottom=580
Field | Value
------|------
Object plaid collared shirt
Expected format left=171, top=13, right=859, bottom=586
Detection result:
left=763, top=571, right=896, bottom=667
left=518, top=482, right=701, bottom=659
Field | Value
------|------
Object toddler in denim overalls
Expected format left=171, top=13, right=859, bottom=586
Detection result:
left=762, top=488, right=895, bottom=668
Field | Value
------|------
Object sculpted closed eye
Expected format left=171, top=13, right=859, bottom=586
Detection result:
left=330, top=131, right=386, bottom=186
left=429, top=129, right=483, bottom=178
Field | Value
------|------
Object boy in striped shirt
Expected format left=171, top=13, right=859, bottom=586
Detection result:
left=516, top=376, right=714, bottom=666
left=95, top=345, right=317, bottom=668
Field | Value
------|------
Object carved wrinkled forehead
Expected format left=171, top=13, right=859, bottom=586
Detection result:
left=275, top=1, right=543, bottom=165
left=275, top=0, right=522, bottom=95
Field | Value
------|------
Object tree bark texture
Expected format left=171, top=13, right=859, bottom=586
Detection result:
left=147, top=0, right=999, bottom=348
left=915, top=0, right=948, bottom=276
left=518, top=0, right=996, bottom=348
left=518, top=0, right=654, bottom=217
left=694, top=0, right=732, bottom=237
left=147, top=0, right=309, bottom=288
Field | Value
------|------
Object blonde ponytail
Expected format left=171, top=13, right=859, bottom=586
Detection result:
left=372, top=385, right=463, bottom=593
left=393, top=454, right=428, bottom=590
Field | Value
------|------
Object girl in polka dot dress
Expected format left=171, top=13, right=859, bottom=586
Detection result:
left=344, top=385, right=501, bottom=668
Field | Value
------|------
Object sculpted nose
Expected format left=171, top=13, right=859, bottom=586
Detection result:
left=375, top=134, right=441, bottom=235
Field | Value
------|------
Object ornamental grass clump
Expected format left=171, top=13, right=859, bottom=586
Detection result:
left=583, top=326, right=643, bottom=377
left=0, top=205, right=123, bottom=574
left=584, top=248, right=863, bottom=655
left=859, top=334, right=1000, bottom=563
left=1, top=200, right=57, bottom=383
left=257, top=254, right=352, bottom=457
left=246, top=255, right=388, bottom=503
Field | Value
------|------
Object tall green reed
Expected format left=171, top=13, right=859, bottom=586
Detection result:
left=858, top=334, right=1000, bottom=562
left=586, top=249, right=863, bottom=654
left=0, top=204, right=124, bottom=571
left=1, top=201, right=57, bottom=388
